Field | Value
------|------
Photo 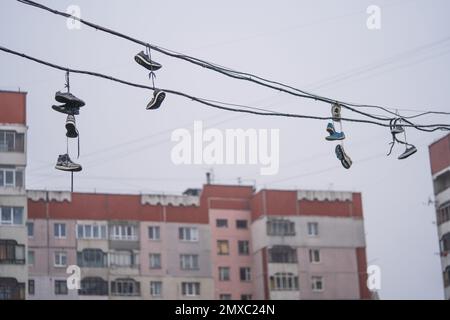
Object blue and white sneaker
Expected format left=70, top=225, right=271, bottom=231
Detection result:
left=326, top=131, right=345, bottom=141
left=326, top=122, right=336, bottom=134
left=335, top=145, right=352, bottom=169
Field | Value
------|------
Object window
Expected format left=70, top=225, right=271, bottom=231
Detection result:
left=267, top=219, right=295, bottom=236
left=216, top=219, right=228, bottom=228
left=149, top=253, right=161, bottom=269
left=181, top=282, right=200, bottom=296
left=307, top=222, right=319, bottom=236
left=444, top=266, right=450, bottom=288
left=217, top=240, right=229, bottom=255
left=54, top=280, right=68, bottom=295
left=219, top=267, right=230, bottom=281
left=0, top=207, right=24, bottom=225
left=0, top=130, right=24, bottom=153
left=0, top=278, right=25, bottom=300
left=109, top=250, right=138, bottom=268
left=54, top=252, right=67, bottom=267
left=77, top=224, right=107, bottom=239
left=78, top=249, right=107, bottom=268
left=28, top=280, right=35, bottom=295
left=79, top=277, right=108, bottom=296
left=111, top=279, right=140, bottom=296
left=240, top=267, right=251, bottom=282
left=148, top=226, right=160, bottom=240
left=179, top=227, right=199, bottom=242
left=0, top=167, right=24, bottom=188
left=309, top=249, right=321, bottom=263
left=437, top=202, right=450, bottom=225
left=150, top=281, right=162, bottom=297
left=0, top=240, right=25, bottom=264
left=220, top=294, right=232, bottom=300
left=236, top=220, right=248, bottom=229
left=180, top=254, right=199, bottom=270
left=54, top=223, right=66, bottom=238
left=270, top=273, right=299, bottom=291
left=27, top=222, right=34, bottom=237
left=241, top=294, right=252, bottom=300
left=28, top=250, right=35, bottom=266
left=441, top=233, right=450, bottom=252
left=268, top=246, right=297, bottom=263
left=110, top=225, right=137, bottom=241
left=311, top=276, right=324, bottom=292
left=238, top=240, right=250, bottom=255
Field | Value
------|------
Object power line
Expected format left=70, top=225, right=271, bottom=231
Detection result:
left=15, top=0, right=450, bottom=123
left=3, top=45, right=449, bottom=132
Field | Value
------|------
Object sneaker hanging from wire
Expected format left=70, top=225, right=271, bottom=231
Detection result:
left=65, top=115, right=78, bottom=138
left=134, top=51, right=162, bottom=72
left=52, top=104, right=80, bottom=115
left=55, top=91, right=85, bottom=108
left=147, top=89, right=166, bottom=110
left=335, top=144, right=352, bottom=169
left=390, top=118, right=404, bottom=135
left=398, top=145, right=417, bottom=160
left=325, top=122, right=345, bottom=141
left=332, top=103, right=342, bottom=122
left=55, top=154, right=82, bottom=172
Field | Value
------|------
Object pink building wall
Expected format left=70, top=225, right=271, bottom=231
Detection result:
left=209, top=209, right=253, bottom=300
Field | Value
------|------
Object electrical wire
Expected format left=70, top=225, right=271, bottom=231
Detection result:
left=15, top=0, right=450, bottom=123
left=1, top=45, right=449, bottom=132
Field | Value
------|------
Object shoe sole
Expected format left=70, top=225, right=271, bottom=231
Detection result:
left=55, top=164, right=82, bottom=172
left=52, top=105, right=80, bottom=115
left=147, top=91, right=166, bottom=110
left=326, top=134, right=345, bottom=141
left=335, top=145, right=344, bottom=160
left=135, top=55, right=162, bottom=71
left=65, top=123, right=78, bottom=138
left=398, top=147, right=417, bottom=160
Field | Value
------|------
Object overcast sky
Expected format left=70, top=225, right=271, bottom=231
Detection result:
left=1, top=0, right=450, bottom=299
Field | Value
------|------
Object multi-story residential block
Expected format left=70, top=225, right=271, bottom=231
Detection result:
left=429, top=134, right=450, bottom=300
left=0, top=91, right=28, bottom=300
left=26, top=184, right=370, bottom=300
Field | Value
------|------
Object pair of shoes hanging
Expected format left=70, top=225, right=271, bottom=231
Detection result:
left=52, top=89, right=83, bottom=172
left=326, top=103, right=352, bottom=169
left=135, top=49, right=166, bottom=110
left=388, top=118, right=417, bottom=160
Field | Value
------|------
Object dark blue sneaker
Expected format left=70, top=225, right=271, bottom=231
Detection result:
left=335, top=145, right=352, bottom=169
left=55, top=91, right=85, bottom=108
left=135, top=51, right=162, bottom=72
left=326, top=123, right=335, bottom=135
left=52, top=104, right=80, bottom=115
left=398, top=145, right=417, bottom=160
left=146, top=89, right=166, bottom=110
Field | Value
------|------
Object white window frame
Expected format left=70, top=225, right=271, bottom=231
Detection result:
left=27, top=222, right=34, bottom=238
left=54, top=223, right=66, bottom=239
left=271, top=272, right=299, bottom=291
left=0, top=206, right=24, bottom=225
left=309, top=249, right=321, bottom=263
left=77, top=224, right=107, bottom=240
left=218, top=267, right=230, bottom=281
left=238, top=240, right=250, bottom=255
left=111, top=225, right=137, bottom=241
left=311, top=276, right=324, bottom=292
left=179, top=227, right=199, bottom=242
left=54, top=251, right=67, bottom=267
left=180, top=254, right=199, bottom=270
left=28, top=250, right=35, bottom=266
left=181, top=282, right=200, bottom=297
left=150, top=281, right=162, bottom=297
left=149, top=253, right=162, bottom=269
left=307, top=222, right=319, bottom=237
left=240, top=267, right=251, bottom=282
left=148, top=226, right=160, bottom=240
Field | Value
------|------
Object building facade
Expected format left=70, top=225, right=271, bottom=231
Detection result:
left=429, top=134, right=450, bottom=300
left=26, top=185, right=371, bottom=300
left=0, top=91, right=28, bottom=300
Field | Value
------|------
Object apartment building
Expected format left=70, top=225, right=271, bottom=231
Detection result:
left=0, top=91, right=28, bottom=300
left=429, top=134, right=450, bottom=299
left=26, top=185, right=370, bottom=300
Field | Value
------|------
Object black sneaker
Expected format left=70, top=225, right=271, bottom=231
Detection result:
left=65, top=115, right=78, bottom=138
left=135, top=51, right=162, bottom=71
left=398, top=145, right=417, bottom=160
left=55, top=91, right=85, bottom=108
left=52, top=104, right=80, bottom=115
left=146, top=89, right=166, bottom=110
left=55, top=154, right=82, bottom=172
left=335, top=145, right=352, bottom=169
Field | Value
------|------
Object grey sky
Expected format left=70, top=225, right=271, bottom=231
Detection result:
left=1, top=0, right=450, bottom=299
